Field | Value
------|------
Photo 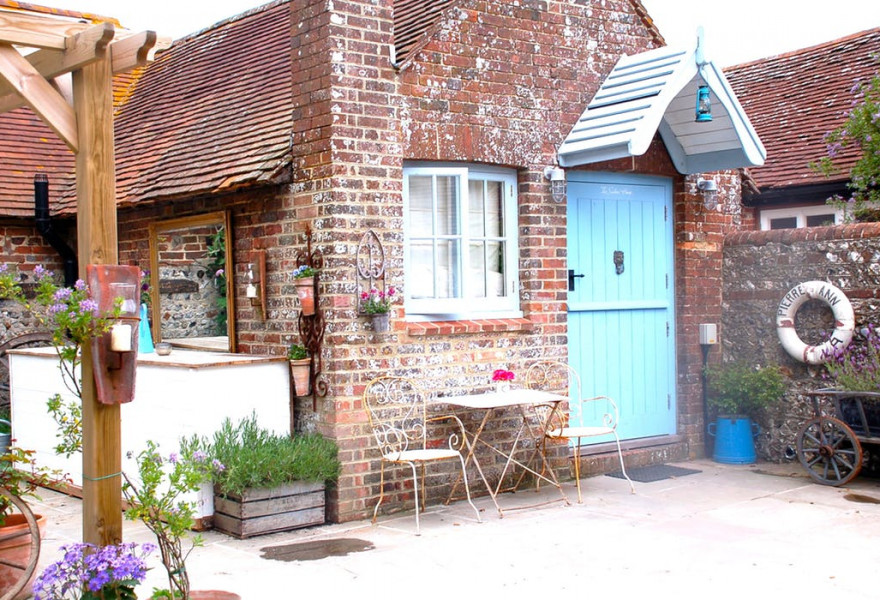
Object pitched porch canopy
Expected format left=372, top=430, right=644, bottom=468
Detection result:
left=558, top=40, right=766, bottom=173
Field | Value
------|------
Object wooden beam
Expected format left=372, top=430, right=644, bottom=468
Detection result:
left=0, top=44, right=77, bottom=150
left=0, top=28, right=166, bottom=116
left=110, top=31, right=170, bottom=74
left=0, top=8, right=92, bottom=50
left=73, top=53, right=122, bottom=547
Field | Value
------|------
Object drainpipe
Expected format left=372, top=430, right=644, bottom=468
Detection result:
left=34, top=174, right=78, bottom=286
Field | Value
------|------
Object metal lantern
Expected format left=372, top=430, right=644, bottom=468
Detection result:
left=696, top=85, right=712, bottom=122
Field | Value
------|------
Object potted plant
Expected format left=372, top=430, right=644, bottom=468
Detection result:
left=0, top=447, right=58, bottom=600
left=292, top=265, right=316, bottom=316
left=287, top=342, right=311, bottom=396
left=122, top=438, right=225, bottom=600
left=360, top=286, right=395, bottom=332
left=706, top=362, right=785, bottom=464
left=209, top=414, right=340, bottom=539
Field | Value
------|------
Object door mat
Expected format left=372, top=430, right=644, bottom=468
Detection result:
left=606, top=464, right=702, bottom=483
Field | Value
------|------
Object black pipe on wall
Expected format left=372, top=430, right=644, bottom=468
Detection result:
left=34, top=174, right=77, bottom=286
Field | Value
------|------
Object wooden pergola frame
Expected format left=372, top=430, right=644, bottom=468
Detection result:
left=0, top=5, right=165, bottom=546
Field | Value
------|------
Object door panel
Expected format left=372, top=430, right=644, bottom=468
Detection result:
left=567, top=174, right=675, bottom=442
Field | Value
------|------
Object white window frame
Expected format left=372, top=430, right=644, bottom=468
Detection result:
left=403, top=162, right=521, bottom=321
left=759, top=205, right=843, bottom=230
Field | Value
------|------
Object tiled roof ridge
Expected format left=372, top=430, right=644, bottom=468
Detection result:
left=0, top=0, right=120, bottom=27
left=628, top=0, right=666, bottom=49
left=171, top=0, right=288, bottom=43
left=726, top=26, right=880, bottom=72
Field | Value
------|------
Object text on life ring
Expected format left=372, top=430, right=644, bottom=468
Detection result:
left=775, top=281, right=854, bottom=365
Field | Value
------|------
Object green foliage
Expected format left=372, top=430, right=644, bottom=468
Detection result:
left=707, top=362, right=786, bottom=418
left=287, top=343, right=308, bottom=360
left=210, top=414, right=340, bottom=497
left=0, top=446, right=65, bottom=523
left=810, top=64, right=880, bottom=222
left=46, top=394, right=82, bottom=457
left=822, top=324, right=880, bottom=391
left=122, top=439, right=218, bottom=599
left=205, top=227, right=227, bottom=334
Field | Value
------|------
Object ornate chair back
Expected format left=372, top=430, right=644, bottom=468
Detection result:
left=364, top=376, right=428, bottom=458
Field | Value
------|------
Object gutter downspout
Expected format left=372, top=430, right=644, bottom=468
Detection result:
left=34, top=174, right=77, bottom=286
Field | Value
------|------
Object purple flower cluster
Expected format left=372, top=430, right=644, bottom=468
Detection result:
left=33, top=542, right=155, bottom=599
left=823, top=324, right=880, bottom=391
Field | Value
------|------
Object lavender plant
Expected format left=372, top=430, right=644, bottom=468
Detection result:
left=823, top=324, right=880, bottom=391
left=32, top=542, right=154, bottom=600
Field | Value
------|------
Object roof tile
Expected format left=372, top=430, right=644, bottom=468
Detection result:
left=725, top=27, right=880, bottom=191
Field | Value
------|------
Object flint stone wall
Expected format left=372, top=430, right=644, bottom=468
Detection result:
left=723, top=224, right=880, bottom=463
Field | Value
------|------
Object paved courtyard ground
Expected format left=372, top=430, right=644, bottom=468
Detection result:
left=29, top=459, right=880, bottom=599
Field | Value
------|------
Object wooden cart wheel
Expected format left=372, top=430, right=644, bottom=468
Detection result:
left=796, top=416, right=863, bottom=486
left=0, top=487, right=41, bottom=600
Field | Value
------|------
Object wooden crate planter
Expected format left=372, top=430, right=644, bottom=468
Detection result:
left=213, top=481, right=325, bottom=539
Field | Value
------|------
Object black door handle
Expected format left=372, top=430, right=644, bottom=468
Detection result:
left=568, top=269, right=585, bottom=291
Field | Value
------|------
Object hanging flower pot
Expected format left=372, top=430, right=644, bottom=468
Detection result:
left=370, top=312, right=390, bottom=333
left=294, top=277, right=315, bottom=316
left=289, top=358, right=311, bottom=396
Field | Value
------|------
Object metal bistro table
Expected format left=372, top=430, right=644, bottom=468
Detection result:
left=443, top=388, right=571, bottom=517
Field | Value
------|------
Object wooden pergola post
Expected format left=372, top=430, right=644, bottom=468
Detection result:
left=73, top=54, right=121, bottom=546
left=0, top=5, right=166, bottom=547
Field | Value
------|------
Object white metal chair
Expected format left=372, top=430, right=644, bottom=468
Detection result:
left=526, top=361, right=634, bottom=503
left=363, top=376, right=482, bottom=534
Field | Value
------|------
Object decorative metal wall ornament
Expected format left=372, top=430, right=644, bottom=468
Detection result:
left=613, top=250, right=625, bottom=275
left=356, top=230, right=387, bottom=315
left=295, top=225, right=327, bottom=408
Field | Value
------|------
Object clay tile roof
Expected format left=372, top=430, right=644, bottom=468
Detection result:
left=725, top=27, right=880, bottom=192
left=393, top=0, right=456, bottom=64
left=113, top=0, right=291, bottom=207
left=0, top=0, right=291, bottom=215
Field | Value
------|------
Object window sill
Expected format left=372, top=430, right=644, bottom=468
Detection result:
left=405, top=318, right=536, bottom=336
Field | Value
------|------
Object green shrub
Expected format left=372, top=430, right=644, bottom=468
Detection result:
left=210, top=414, right=340, bottom=497
left=707, top=362, right=786, bottom=418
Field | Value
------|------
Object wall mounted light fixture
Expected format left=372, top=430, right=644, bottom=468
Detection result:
left=697, top=178, right=719, bottom=211
left=696, top=84, right=712, bottom=122
left=543, top=166, right=566, bottom=203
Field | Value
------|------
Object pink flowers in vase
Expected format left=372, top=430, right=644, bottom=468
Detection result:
left=492, top=369, right=515, bottom=383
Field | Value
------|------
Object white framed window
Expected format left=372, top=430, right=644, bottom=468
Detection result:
left=759, top=205, right=842, bottom=230
left=403, top=163, right=521, bottom=321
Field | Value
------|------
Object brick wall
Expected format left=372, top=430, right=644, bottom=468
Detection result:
left=723, top=223, right=880, bottom=461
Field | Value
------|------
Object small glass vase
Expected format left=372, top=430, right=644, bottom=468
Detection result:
left=138, top=303, right=154, bottom=354
left=495, top=382, right=511, bottom=393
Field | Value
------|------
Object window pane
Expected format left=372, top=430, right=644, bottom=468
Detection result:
left=486, top=181, right=503, bottom=237
left=436, top=239, right=460, bottom=298
left=468, top=242, right=486, bottom=297
left=487, top=241, right=505, bottom=297
left=409, top=176, right=433, bottom=236
left=469, top=180, right=485, bottom=236
left=410, top=240, right=435, bottom=298
left=769, top=217, right=797, bottom=230
left=806, top=214, right=836, bottom=227
left=436, top=176, right=459, bottom=236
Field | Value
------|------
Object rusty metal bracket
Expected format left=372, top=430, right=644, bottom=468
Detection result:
left=356, top=229, right=386, bottom=314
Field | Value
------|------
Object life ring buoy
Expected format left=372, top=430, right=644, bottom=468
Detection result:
left=776, top=281, right=854, bottom=364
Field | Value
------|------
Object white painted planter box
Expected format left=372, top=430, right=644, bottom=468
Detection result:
left=213, top=481, right=326, bottom=538
left=8, top=347, right=291, bottom=522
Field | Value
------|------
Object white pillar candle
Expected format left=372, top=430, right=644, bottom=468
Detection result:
left=246, top=283, right=258, bottom=298
left=110, top=323, right=132, bottom=352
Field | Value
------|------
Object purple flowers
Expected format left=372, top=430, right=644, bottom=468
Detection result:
left=823, top=323, right=880, bottom=391
left=33, top=542, right=154, bottom=599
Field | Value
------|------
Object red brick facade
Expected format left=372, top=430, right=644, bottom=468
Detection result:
left=1, top=0, right=748, bottom=524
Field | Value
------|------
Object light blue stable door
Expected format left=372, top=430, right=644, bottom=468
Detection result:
left=566, top=173, right=676, bottom=443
